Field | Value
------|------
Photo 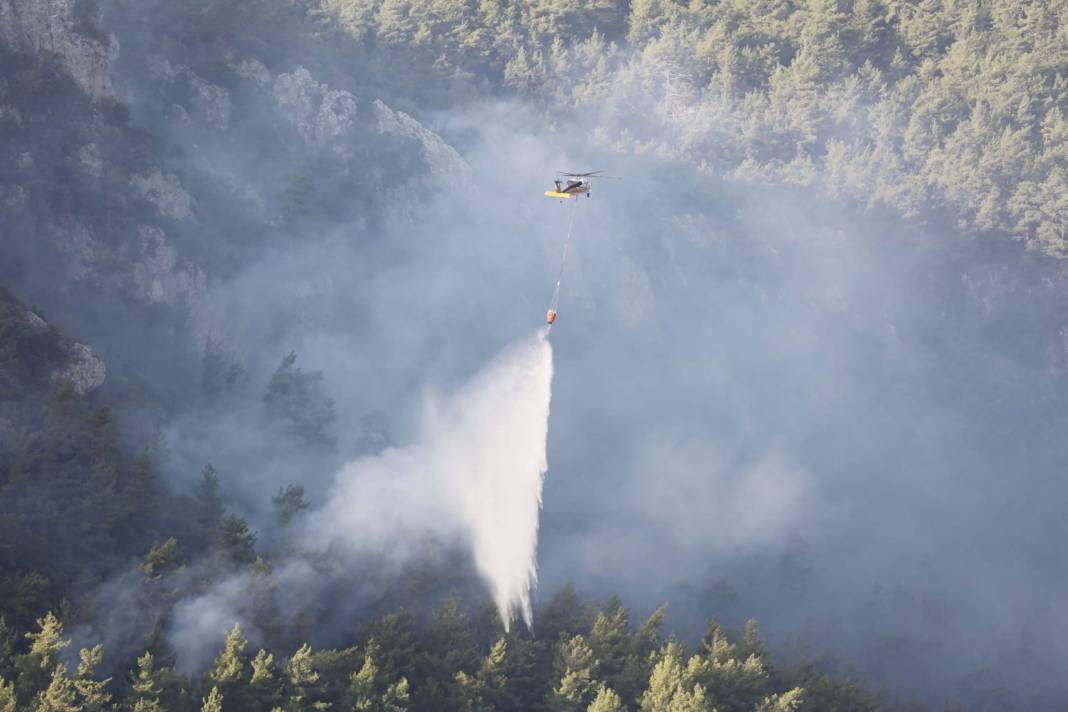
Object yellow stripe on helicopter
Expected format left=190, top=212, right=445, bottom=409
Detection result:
left=544, top=191, right=575, bottom=199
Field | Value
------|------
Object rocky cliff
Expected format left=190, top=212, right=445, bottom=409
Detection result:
left=0, top=290, right=105, bottom=397
left=0, top=0, right=117, bottom=100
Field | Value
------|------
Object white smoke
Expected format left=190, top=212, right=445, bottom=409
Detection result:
left=308, top=328, right=554, bottom=629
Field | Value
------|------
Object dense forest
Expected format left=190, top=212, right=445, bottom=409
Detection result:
left=0, top=590, right=883, bottom=712
left=318, top=0, right=1067, bottom=255
left=0, top=289, right=875, bottom=712
left=2, top=0, right=1068, bottom=709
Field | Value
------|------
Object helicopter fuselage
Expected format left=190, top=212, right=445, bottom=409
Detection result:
left=544, top=179, right=591, bottom=199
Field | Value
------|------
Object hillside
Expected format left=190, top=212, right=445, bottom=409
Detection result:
left=1, top=0, right=1067, bottom=710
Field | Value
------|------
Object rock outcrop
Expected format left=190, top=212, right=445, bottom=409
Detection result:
left=56, top=222, right=205, bottom=307
left=268, top=64, right=469, bottom=177
left=132, top=225, right=207, bottom=305
left=51, top=339, right=106, bottom=396
left=0, top=0, right=118, bottom=100
left=130, top=169, right=194, bottom=221
left=372, top=99, right=470, bottom=179
left=0, top=294, right=106, bottom=396
left=148, top=59, right=232, bottom=129
left=273, top=66, right=358, bottom=150
left=231, top=57, right=272, bottom=88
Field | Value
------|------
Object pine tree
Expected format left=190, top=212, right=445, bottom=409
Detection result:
left=217, top=515, right=257, bottom=565
left=376, top=0, right=416, bottom=45
left=503, top=46, right=547, bottom=95
left=453, top=670, right=481, bottom=712
left=73, top=645, right=111, bottom=711
left=586, top=685, right=623, bottom=712
left=27, top=613, right=70, bottom=669
left=130, top=652, right=166, bottom=712
left=633, top=605, right=667, bottom=676
left=0, top=619, right=13, bottom=681
left=263, top=353, right=337, bottom=448
left=350, top=641, right=378, bottom=709
left=286, top=644, right=320, bottom=710
left=735, top=619, right=764, bottom=662
left=699, top=621, right=733, bottom=664
left=756, top=688, right=804, bottom=712
left=477, top=638, right=510, bottom=708
left=627, top=0, right=667, bottom=45
left=273, top=485, right=309, bottom=528
left=208, top=624, right=247, bottom=686
left=251, top=650, right=274, bottom=686
left=639, top=642, right=713, bottom=712
left=132, top=699, right=165, bottom=712
left=201, top=337, right=244, bottom=400
left=35, top=663, right=77, bottom=712
left=536, top=584, right=591, bottom=644
left=196, top=465, right=225, bottom=537
left=381, top=678, right=409, bottom=712
left=798, top=0, right=847, bottom=80
left=249, top=649, right=283, bottom=710
left=17, top=612, right=71, bottom=701
left=549, top=635, right=597, bottom=712
left=588, top=604, right=630, bottom=700
left=0, top=679, right=15, bottom=712
left=350, top=640, right=411, bottom=712
left=201, top=686, right=223, bottom=712
left=141, top=539, right=180, bottom=579
left=427, top=595, right=478, bottom=674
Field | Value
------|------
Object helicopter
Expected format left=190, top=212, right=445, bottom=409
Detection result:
left=544, top=170, right=619, bottom=199
left=542, top=170, right=619, bottom=325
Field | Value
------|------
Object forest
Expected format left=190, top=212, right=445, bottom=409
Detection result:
left=0, top=289, right=873, bottom=711
left=319, top=0, right=1068, bottom=256
left=2, top=0, right=1067, bottom=709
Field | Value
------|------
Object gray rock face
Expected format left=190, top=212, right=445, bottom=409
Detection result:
left=52, top=340, right=106, bottom=396
left=231, top=57, right=272, bottom=88
left=187, top=74, right=231, bottom=129
left=17, top=304, right=107, bottom=396
left=149, top=59, right=232, bottom=129
left=273, top=66, right=358, bottom=150
left=130, top=169, right=194, bottom=221
left=0, top=0, right=118, bottom=100
left=132, top=225, right=207, bottom=305
left=266, top=64, right=469, bottom=178
left=57, top=223, right=205, bottom=306
left=2, top=184, right=28, bottom=209
left=372, top=99, right=470, bottom=179
left=78, top=142, right=103, bottom=177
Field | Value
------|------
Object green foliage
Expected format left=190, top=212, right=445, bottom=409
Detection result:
left=586, top=685, right=624, bottom=712
left=549, top=634, right=597, bottom=711
left=74, top=645, right=112, bottom=712
left=200, top=686, right=223, bottom=712
left=0, top=593, right=899, bottom=712
left=201, top=338, right=244, bottom=401
left=316, top=0, right=1068, bottom=257
left=349, top=640, right=410, bottom=711
left=285, top=643, right=321, bottom=710
left=756, top=687, right=804, bottom=712
left=130, top=652, right=167, bottom=712
left=263, top=353, right=338, bottom=449
left=0, top=678, right=15, bottom=712
left=272, top=485, right=309, bottom=528
left=35, top=662, right=78, bottom=712
left=0, top=294, right=174, bottom=627
left=208, top=624, right=248, bottom=687
left=142, top=539, right=181, bottom=579
left=216, top=515, right=258, bottom=566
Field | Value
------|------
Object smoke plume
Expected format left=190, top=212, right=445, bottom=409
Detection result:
left=308, top=328, right=553, bottom=629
